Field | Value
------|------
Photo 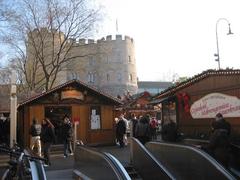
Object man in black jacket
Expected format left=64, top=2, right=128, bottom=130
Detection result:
left=41, top=118, right=55, bottom=166
left=202, top=113, right=231, bottom=167
left=161, top=120, right=178, bottom=142
left=62, top=116, right=73, bottom=158
left=116, top=115, right=126, bottom=148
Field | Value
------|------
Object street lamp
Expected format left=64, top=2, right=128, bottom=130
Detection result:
left=214, top=18, right=233, bottom=70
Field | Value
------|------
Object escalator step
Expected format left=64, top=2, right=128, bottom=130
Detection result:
left=124, top=166, right=142, bottom=179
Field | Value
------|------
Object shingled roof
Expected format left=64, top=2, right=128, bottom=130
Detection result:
left=18, top=79, right=123, bottom=107
left=155, top=69, right=240, bottom=99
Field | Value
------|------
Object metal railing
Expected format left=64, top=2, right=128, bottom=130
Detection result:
left=146, top=141, right=236, bottom=180
left=130, top=137, right=175, bottom=180
left=74, top=145, right=131, bottom=180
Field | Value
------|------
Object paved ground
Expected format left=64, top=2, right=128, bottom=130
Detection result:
left=1, top=135, right=162, bottom=179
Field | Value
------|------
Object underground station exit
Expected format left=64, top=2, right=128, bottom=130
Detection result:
left=72, top=137, right=240, bottom=180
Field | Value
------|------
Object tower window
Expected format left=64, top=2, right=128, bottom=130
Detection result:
left=129, top=74, right=133, bottom=82
left=89, top=56, right=95, bottom=66
left=128, top=55, right=131, bottom=63
left=117, top=73, right=122, bottom=82
left=107, top=73, right=110, bottom=81
left=87, top=72, right=95, bottom=83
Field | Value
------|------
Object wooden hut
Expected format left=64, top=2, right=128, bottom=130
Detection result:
left=152, top=69, right=240, bottom=141
left=121, top=91, right=156, bottom=118
left=17, top=80, right=122, bottom=147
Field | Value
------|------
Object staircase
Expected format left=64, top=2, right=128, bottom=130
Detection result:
left=124, top=165, right=142, bottom=180
left=50, top=145, right=64, bottom=156
left=0, top=154, right=10, bottom=168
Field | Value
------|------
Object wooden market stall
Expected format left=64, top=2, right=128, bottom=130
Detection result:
left=17, top=80, right=122, bottom=147
left=152, top=69, right=240, bottom=142
left=121, top=91, right=156, bottom=118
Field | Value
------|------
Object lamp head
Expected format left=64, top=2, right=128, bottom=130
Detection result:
left=227, top=23, right=233, bottom=35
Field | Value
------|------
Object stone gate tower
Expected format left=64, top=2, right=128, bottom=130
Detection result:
left=27, top=28, right=138, bottom=97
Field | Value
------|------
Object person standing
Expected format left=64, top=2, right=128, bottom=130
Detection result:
left=135, top=116, right=151, bottom=145
left=150, top=117, right=158, bottom=140
left=29, top=118, right=41, bottom=156
left=62, top=116, right=73, bottom=158
left=130, top=113, right=138, bottom=138
left=116, top=114, right=126, bottom=148
left=0, top=117, right=4, bottom=144
left=40, top=118, right=55, bottom=166
left=202, top=113, right=231, bottom=167
left=161, top=120, right=178, bottom=142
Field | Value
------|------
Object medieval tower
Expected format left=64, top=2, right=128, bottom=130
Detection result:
left=26, top=28, right=138, bottom=97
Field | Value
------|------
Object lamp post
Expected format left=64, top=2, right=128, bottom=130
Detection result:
left=215, top=18, right=233, bottom=70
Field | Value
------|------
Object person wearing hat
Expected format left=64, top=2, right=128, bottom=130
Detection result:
left=202, top=113, right=231, bottom=167
left=211, top=113, right=231, bottom=135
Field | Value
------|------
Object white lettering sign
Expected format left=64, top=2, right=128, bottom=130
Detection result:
left=190, top=93, right=240, bottom=118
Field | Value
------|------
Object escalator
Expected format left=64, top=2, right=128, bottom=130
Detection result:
left=182, top=138, right=240, bottom=178
left=74, top=145, right=131, bottom=180
left=73, top=138, right=174, bottom=180
left=74, top=137, right=238, bottom=179
left=145, top=141, right=237, bottom=180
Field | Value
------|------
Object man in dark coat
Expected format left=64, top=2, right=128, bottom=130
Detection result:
left=161, top=120, right=178, bottom=142
left=202, top=113, right=231, bottom=167
left=41, top=118, right=55, bottom=166
left=135, top=116, right=151, bottom=145
left=130, top=113, right=138, bottom=138
left=62, top=116, right=73, bottom=158
left=116, top=115, right=126, bottom=148
left=0, top=117, right=4, bottom=144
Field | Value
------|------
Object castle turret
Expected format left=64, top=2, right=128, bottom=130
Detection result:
left=65, top=34, right=138, bottom=97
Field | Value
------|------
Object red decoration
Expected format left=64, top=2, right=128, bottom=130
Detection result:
left=182, top=93, right=190, bottom=113
left=73, top=117, right=80, bottom=123
left=177, top=93, right=190, bottom=113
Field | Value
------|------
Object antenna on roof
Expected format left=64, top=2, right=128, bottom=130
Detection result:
left=116, top=19, right=118, bottom=33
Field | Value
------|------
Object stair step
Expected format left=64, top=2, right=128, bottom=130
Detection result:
left=124, top=165, right=142, bottom=180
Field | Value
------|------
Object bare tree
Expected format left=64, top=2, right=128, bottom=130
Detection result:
left=0, top=67, right=11, bottom=84
left=0, top=0, right=101, bottom=92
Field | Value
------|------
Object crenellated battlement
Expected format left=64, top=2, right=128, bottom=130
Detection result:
left=67, top=35, right=134, bottom=46
left=31, top=28, right=134, bottom=45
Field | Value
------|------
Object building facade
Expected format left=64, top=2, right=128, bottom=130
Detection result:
left=26, top=28, right=138, bottom=97
left=137, top=81, right=173, bottom=95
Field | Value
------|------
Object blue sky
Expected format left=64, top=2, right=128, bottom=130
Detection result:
left=95, top=0, right=240, bottom=81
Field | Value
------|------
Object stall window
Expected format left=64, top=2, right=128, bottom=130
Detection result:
left=90, top=106, right=101, bottom=130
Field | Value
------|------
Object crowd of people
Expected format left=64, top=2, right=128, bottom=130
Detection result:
left=1, top=111, right=233, bottom=169
left=115, top=112, right=233, bottom=168
left=29, top=115, right=73, bottom=166
left=115, top=113, right=161, bottom=146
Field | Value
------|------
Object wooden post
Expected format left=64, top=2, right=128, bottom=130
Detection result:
left=10, top=71, right=17, bottom=147
left=73, top=121, right=79, bottom=151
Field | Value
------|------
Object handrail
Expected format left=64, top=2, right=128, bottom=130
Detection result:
left=103, top=152, right=131, bottom=180
left=0, top=146, right=46, bottom=162
left=130, top=137, right=175, bottom=180
left=24, top=149, right=47, bottom=180
left=146, top=141, right=236, bottom=180
left=74, top=145, right=131, bottom=180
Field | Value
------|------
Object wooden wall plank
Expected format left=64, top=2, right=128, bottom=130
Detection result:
left=101, top=105, right=113, bottom=130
